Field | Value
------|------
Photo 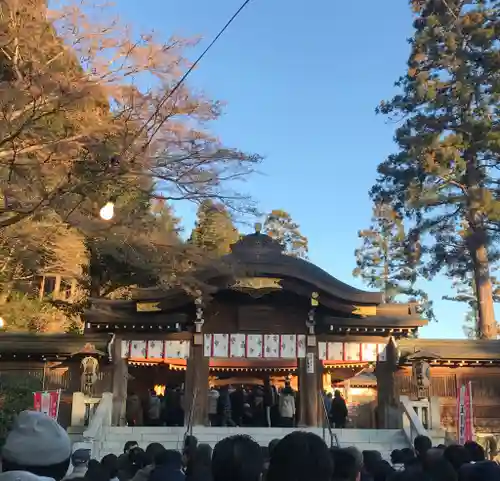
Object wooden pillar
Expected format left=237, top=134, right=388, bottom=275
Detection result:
left=111, top=336, right=128, bottom=426
left=374, top=337, right=401, bottom=429
left=298, top=341, right=320, bottom=427
left=184, top=335, right=209, bottom=426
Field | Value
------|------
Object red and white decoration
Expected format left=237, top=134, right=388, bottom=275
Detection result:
left=121, top=340, right=190, bottom=359
left=318, top=342, right=387, bottom=362
left=33, top=390, right=61, bottom=420
left=203, top=334, right=307, bottom=359
left=457, top=381, right=474, bottom=444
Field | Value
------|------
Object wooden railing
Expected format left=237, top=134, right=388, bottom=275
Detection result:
left=77, top=392, right=113, bottom=457
left=400, top=395, right=429, bottom=445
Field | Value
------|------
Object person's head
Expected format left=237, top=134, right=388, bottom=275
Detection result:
left=426, top=458, right=457, bottom=481
left=414, top=435, right=432, bottom=460
left=212, top=435, right=263, bottom=481
left=327, top=392, right=333, bottom=399
left=459, top=460, right=500, bottom=481
left=424, top=448, right=445, bottom=469
left=334, top=390, right=342, bottom=398
left=391, top=449, right=403, bottom=465
left=124, top=441, right=139, bottom=454
left=71, top=449, right=91, bottom=469
left=372, top=460, right=395, bottom=481
left=192, top=444, right=212, bottom=469
left=267, top=431, right=333, bottom=481
left=183, top=435, right=199, bottom=467
left=464, top=441, right=485, bottom=463
left=128, top=448, right=147, bottom=475
left=362, top=450, right=383, bottom=476
left=101, top=454, right=118, bottom=480
left=86, top=459, right=109, bottom=481
left=331, top=448, right=361, bottom=481
left=145, top=443, right=166, bottom=466
left=1, top=410, right=71, bottom=481
left=284, top=380, right=291, bottom=388
left=400, top=448, right=416, bottom=466
left=443, top=445, right=471, bottom=471
left=155, top=450, right=182, bottom=469
left=343, top=447, right=362, bottom=473
left=268, top=439, right=280, bottom=458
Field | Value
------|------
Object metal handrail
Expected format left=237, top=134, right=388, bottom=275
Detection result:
left=320, top=392, right=339, bottom=448
left=183, top=387, right=199, bottom=447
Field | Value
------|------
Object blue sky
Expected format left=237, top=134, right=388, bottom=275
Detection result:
left=114, top=0, right=473, bottom=338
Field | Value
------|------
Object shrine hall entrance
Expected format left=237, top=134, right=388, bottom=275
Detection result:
left=127, top=362, right=187, bottom=426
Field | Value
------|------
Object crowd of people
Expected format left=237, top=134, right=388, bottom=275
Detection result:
left=0, top=409, right=498, bottom=481
left=127, top=381, right=349, bottom=429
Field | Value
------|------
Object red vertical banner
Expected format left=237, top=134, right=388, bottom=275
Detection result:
left=33, top=390, right=61, bottom=420
left=33, top=391, right=42, bottom=412
left=457, top=381, right=474, bottom=444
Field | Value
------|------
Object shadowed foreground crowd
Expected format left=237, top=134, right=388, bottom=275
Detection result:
left=0, top=411, right=498, bottom=481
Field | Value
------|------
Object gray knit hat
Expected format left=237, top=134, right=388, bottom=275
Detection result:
left=2, top=411, right=71, bottom=466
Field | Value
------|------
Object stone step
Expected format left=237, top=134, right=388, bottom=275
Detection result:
left=93, top=427, right=410, bottom=460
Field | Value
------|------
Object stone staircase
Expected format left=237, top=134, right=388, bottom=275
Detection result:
left=90, top=426, right=410, bottom=461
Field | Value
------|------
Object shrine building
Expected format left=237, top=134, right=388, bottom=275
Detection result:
left=83, top=227, right=426, bottom=427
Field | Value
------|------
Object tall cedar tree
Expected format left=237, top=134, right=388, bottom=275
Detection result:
left=263, top=209, right=308, bottom=259
left=190, top=201, right=239, bottom=257
left=443, top=269, right=500, bottom=338
left=371, top=0, right=500, bottom=338
left=353, top=204, right=435, bottom=320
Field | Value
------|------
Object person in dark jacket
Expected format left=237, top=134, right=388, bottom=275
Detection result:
left=263, top=378, right=277, bottom=427
left=149, top=450, right=185, bottom=481
left=330, top=390, right=348, bottom=428
left=186, top=444, right=212, bottom=481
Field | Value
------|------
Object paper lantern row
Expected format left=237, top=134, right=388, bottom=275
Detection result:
left=121, top=340, right=190, bottom=360
left=318, top=342, right=387, bottom=362
left=204, top=334, right=307, bottom=359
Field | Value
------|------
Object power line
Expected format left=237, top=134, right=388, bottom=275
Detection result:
left=123, top=0, right=255, bottom=159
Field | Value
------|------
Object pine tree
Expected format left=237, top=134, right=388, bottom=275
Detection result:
left=353, top=204, right=434, bottom=320
left=371, top=0, right=500, bottom=338
left=190, top=200, right=239, bottom=257
left=263, top=209, right=309, bottom=259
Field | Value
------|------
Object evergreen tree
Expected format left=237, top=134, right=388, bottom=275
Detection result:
left=190, top=200, right=239, bottom=257
left=263, top=209, right=309, bottom=259
left=353, top=204, right=434, bottom=320
left=371, top=0, right=500, bottom=338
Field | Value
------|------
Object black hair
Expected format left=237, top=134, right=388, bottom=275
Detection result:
left=391, top=449, right=403, bottom=465
left=443, top=445, right=471, bottom=471
left=362, top=450, right=383, bottom=475
left=101, top=454, right=119, bottom=480
left=186, top=444, right=213, bottom=481
left=128, top=448, right=148, bottom=476
left=156, top=450, right=182, bottom=469
left=267, top=431, right=333, bottom=481
left=414, top=435, right=432, bottom=459
left=145, top=442, right=166, bottom=465
left=331, top=448, right=359, bottom=481
left=426, top=458, right=457, bottom=481
left=372, top=460, right=395, bottom=481
left=464, top=441, right=485, bottom=462
left=268, top=439, right=280, bottom=457
left=459, top=461, right=500, bottom=481
left=85, top=459, right=109, bottom=481
left=2, top=458, right=71, bottom=481
left=212, top=435, right=263, bottom=481
left=123, top=441, right=139, bottom=453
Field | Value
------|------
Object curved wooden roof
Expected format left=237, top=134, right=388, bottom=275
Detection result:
left=129, top=231, right=384, bottom=305
left=218, top=232, right=383, bottom=305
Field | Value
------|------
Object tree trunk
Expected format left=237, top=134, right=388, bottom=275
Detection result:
left=469, top=237, right=496, bottom=339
